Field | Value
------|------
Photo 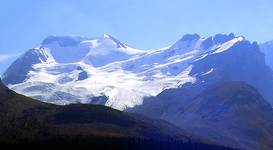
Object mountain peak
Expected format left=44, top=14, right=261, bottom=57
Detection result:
left=2, top=48, right=55, bottom=85
left=180, top=34, right=201, bottom=42
left=103, top=33, right=111, bottom=39
left=210, top=33, right=236, bottom=44
left=41, top=36, right=84, bottom=47
left=101, top=34, right=127, bottom=49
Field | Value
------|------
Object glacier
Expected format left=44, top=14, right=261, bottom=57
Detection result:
left=2, top=33, right=250, bottom=110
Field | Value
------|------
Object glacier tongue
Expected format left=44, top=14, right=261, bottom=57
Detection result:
left=4, top=34, right=246, bottom=110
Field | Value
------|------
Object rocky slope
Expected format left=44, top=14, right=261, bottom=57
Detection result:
left=130, top=81, right=273, bottom=150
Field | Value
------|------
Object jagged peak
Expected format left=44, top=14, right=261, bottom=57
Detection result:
left=20, top=48, right=55, bottom=63
left=210, top=33, right=236, bottom=44
left=201, top=33, right=245, bottom=50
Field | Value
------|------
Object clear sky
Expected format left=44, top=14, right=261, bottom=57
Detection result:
left=1, top=0, right=273, bottom=74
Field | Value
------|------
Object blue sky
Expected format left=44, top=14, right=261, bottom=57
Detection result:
left=1, top=0, right=273, bottom=74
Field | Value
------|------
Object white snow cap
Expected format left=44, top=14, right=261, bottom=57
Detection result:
left=6, top=33, right=247, bottom=110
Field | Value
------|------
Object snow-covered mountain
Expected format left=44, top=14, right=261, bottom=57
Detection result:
left=2, top=33, right=273, bottom=110
left=2, top=33, right=273, bottom=150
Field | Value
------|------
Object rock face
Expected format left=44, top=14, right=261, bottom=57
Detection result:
left=2, top=49, right=54, bottom=85
left=190, top=41, right=273, bottom=104
left=130, top=81, right=273, bottom=150
left=260, top=40, right=273, bottom=70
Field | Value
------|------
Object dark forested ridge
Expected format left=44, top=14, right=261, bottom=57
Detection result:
left=0, top=80, right=233, bottom=149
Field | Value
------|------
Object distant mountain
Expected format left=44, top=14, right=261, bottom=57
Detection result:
left=0, top=80, right=233, bottom=149
left=3, top=33, right=273, bottom=109
left=260, top=40, right=273, bottom=69
left=130, top=81, right=273, bottom=150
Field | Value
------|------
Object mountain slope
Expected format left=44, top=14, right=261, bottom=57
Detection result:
left=130, top=81, right=273, bottom=150
left=0, top=80, right=234, bottom=149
